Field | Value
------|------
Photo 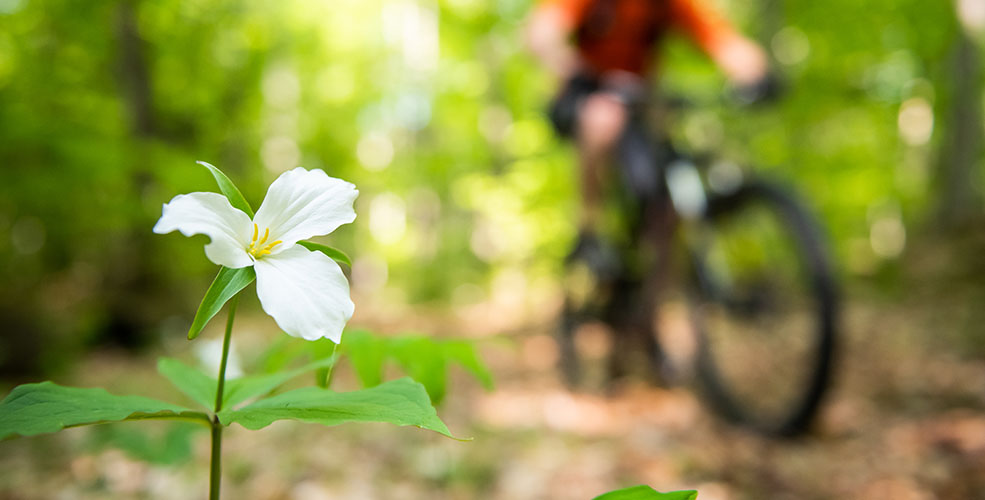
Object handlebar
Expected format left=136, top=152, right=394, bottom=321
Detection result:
left=661, top=72, right=785, bottom=112
left=729, top=71, right=784, bottom=106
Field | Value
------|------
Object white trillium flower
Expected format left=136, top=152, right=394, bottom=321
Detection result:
left=154, top=167, right=358, bottom=343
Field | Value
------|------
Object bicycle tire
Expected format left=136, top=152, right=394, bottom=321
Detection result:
left=688, top=180, right=837, bottom=436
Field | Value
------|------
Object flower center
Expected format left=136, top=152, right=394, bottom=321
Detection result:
left=247, top=223, right=282, bottom=259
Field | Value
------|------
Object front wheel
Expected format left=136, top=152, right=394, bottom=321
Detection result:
left=688, top=180, right=838, bottom=436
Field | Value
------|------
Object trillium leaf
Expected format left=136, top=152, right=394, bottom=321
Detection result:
left=189, top=266, right=256, bottom=340
left=593, top=486, right=698, bottom=500
left=0, top=382, right=210, bottom=440
left=297, top=241, right=352, bottom=267
left=157, top=356, right=343, bottom=411
left=391, top=337, right=449, bottom=404
left=223, top=356, right=338, bottom=408
left=217, top=377, right=459, bottom=439
left=197, top=160, right=255, bottom=218
left=442, top=341, right=495, bottom=391
left=260, top=331, right=494, bottom=403
left=87, top=421, right=202, bottom=466
left=157, top=357, right=216, bottom=410
left=341, top=330, right=388, bottom=388
left=340, top=330, right=494, bottom=405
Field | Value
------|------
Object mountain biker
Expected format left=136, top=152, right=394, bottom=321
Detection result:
left=528, top=0, right=776, bottom=382
left=526, top=0, right=772, bottom=241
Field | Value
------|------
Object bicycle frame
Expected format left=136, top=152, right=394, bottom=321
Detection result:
left=560, top=96, right=838, bottom=436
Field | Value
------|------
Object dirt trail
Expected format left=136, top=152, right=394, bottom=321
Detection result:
left=2, top=282, right=985, bottom=499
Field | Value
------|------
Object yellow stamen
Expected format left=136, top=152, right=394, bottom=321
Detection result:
left=247, top=224, right=282, bottom=259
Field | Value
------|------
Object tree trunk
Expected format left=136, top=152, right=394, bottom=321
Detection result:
left=936, top=30, right=984, bottom=228
left=115, top=0, right=154, bottom=137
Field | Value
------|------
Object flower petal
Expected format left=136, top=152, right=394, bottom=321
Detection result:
left=153, top=192, right=254, bottom=268
left=253, top=245, right=354, bottom=343
left=253, top=168, right=358, bottom=250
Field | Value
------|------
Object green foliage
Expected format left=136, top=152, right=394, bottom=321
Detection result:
left=274, top=330, right=494, bottom=405
left=158, top=357, right=217, bottom=409
left=297, top=241, right=352, bottom=267
left=189, top=266, right=255, bottom=340
left=2, top=361, right=456, bottom=444
left=158, top=355, right=340, bottom=410
left=336, top=331, right=386, bottom=387
left=222, top=356, right=338, bottom=408
left=0, top=0, right=972, bottom=373
left=0, top=382, right=209, bottom=439
left=198, top=161, right=255, bottom=218
left=593, top=486, right=698, bottom=500
left=333, top=329, right=494, bottom=405
left=435, top=338, right=496, bottom=390
left=217, top=377, right=458, bottom=439
left=87, top=421, right=202, bottom=466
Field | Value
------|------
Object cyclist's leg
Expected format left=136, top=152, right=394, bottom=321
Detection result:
left=604, top=274, right=664, bottom=383
left=638, top=192, right=679, bottom=383
left=576, top=91, right=627, bottom=231
left=613, top=114, right=676, bottom=383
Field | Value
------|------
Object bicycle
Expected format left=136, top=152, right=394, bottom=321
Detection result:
left=555, top=81, right=838, bottom=437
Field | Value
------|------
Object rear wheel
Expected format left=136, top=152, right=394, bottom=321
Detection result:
left=689, top=181, right=837, bottom=436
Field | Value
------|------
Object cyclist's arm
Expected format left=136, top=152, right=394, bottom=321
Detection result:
left=525, top=0, right=589, bottom=79
left=670, top=0, right=768, bottom=85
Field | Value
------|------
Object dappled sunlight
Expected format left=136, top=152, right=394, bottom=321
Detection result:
left=2, top=0, right=985, bottom=497
left=476, top=386, right=701, bottom=436
left=898, top=97, right=935, bottom=147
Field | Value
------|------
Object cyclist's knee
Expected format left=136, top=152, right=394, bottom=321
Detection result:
left=577, top=92, right=627, bottom=157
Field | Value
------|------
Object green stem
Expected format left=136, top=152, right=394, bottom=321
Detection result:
left=210, top=294, right=239, bottom=500
left=214, top=295, right=238, bottom=413
left=323, top=341, right=340, bottom=388
left=210, top=418, right=222, bottom=500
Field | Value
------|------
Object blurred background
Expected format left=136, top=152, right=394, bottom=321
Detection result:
left=1, top=0, right=984, bottom=498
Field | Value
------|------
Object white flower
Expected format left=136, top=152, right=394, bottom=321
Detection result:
left=154, top=167, right=358, bottom=343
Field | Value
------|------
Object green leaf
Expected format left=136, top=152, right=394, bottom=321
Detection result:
left=442, top=341, right=495, bottom=391
left=341, top=330, right=388, bottom=388
left=304, top=338, right=339, bottom=388
left=297, top=241, right=352, bottom=267
left=256, top=336, right=309, bottom=374
left=197, top=160, right=254, bottom=218
left=593, top=486, right=698, bottom=500
left=223, top=356, right=338, bottom=408
left=338, top=330, right=494, bottom=404
left=391, top=336, right=448, bottom=404
left=263, top=331, right=494, bottom=403
left=158, top=355, right=343, bottom=411
left=189, top=266, right=255, bottom=340
left=218, top=377, right=459, bottom=439
left=88, top=421, right=202, bottom=466
left=0, top=382, right=209, bottom=439
left=157, top=357, right=216, bottom=410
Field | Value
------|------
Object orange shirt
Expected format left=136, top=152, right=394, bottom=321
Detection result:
left=543, top=0, right=739, bottom=76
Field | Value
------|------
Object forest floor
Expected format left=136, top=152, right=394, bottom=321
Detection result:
left=1, top=243, right=985, bottom=500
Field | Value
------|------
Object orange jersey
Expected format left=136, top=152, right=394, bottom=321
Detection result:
left=542, top=0, right=740, bottom=75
